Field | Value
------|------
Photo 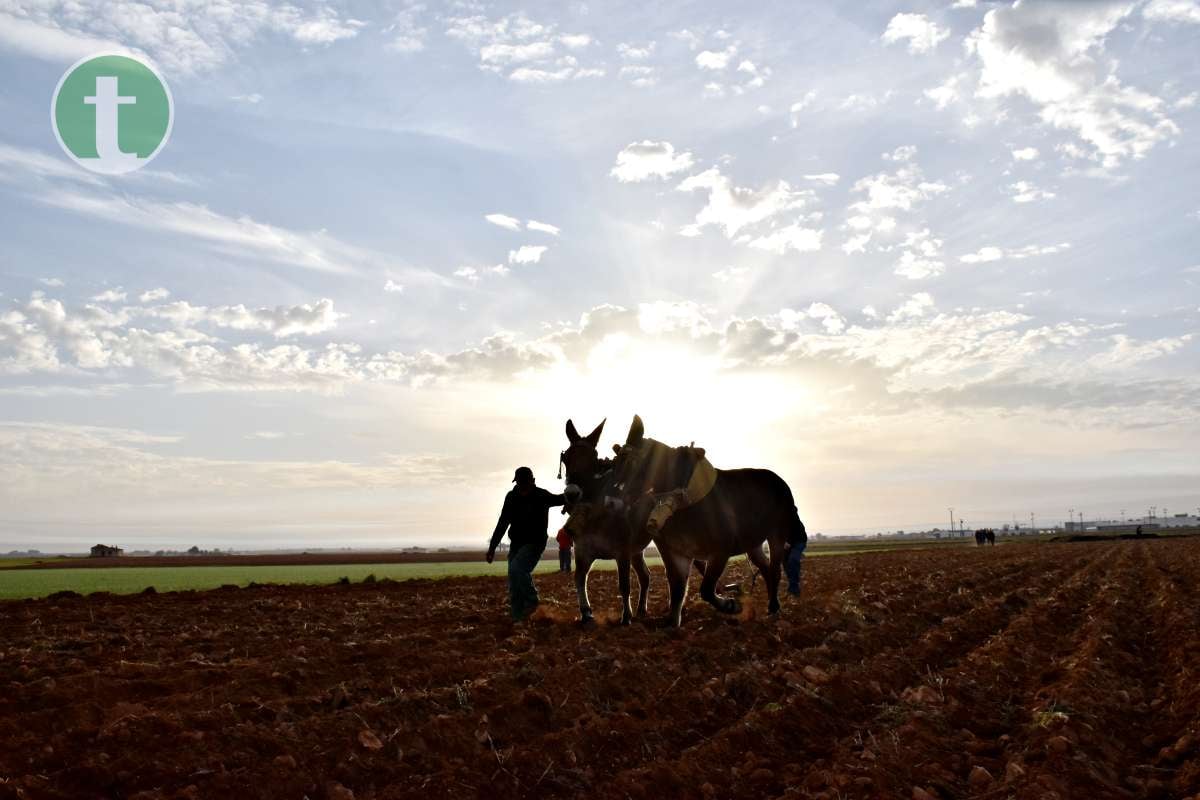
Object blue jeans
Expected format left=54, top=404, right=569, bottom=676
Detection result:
left=558, top=547, right=572, bottom=572
left=784, top=544, right=806, bottom=595
left=507, top=540, right=546, bottom=620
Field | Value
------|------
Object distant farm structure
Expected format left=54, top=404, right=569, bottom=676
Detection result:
left=89, top=544, right=123, bottom=558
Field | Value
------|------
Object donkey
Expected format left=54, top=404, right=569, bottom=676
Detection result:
left=611, top=415, right=807, bottom=627
left=560, top=419, right=652, bottom=624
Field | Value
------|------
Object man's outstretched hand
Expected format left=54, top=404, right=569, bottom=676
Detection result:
left=486, top=547, right=495, bottom=564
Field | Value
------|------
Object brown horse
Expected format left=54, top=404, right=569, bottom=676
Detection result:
left=612, top=415, right=806, bottom=627
left=560, top=419, right=652, bottom=624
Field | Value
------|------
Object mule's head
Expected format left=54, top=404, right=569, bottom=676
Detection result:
left=560, top=418, right=606, bottom=491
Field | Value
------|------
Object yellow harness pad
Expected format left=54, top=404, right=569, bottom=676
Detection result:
left=684, top=455, right=717, bottom=505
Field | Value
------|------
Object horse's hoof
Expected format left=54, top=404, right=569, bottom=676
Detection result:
left=767, top=601, right=781, bottom=615
left=579, top=615, right=596, bottom=627
left=620, top=615, right=632, bottom=626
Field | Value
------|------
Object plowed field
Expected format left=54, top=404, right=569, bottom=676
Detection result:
left=3, top=539, right=1199, bottom=800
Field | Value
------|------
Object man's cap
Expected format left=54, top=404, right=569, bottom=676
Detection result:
left=512, top=466, right=534, bottom=483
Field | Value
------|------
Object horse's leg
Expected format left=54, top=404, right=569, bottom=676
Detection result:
left=632, top=551, right=651, bottom=618
left=746, top=544, right=770, bottom=584
left=692, top=559, right=707, bottom=578
left=698, top=555, right=738, bottom=614
left=660, top=547, right=692, bottom=628
left=617, top=555, right=634, bottom=625
left=575, top=552, right=595, bottom=623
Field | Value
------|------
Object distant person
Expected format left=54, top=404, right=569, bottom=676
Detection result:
left=1136, top=524, right=1143, bottom=537
left=487, top=467, right=565, bottom=621
left=556, top=526, right=573, bottom=573
left=783, top=517, right=808, bottom=596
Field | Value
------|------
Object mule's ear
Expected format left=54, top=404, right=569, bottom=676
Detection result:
left=612, top=444, right=622, bottom=455
left=565, top=419, right=581, bottom=443
left=585, top=418, right=606, bottom=447
left=625, top=414, right=644, bottom=445
left=694, top=447, right=706, bottom=459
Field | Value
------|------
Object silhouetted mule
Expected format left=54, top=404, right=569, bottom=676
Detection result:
left=612, top=415, right=807, bottom=628
left=565, top=500, right=652, bottom=625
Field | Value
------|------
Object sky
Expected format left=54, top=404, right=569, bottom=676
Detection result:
left=0, top=0, right=1198, bottom=552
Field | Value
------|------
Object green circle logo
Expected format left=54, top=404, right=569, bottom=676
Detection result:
left=51, top=53, right=173, bottom=175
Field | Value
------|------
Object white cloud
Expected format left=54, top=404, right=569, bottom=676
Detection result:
left=39, top=278, right=65, bottom=288
left=696, top=46, right=736, bottom=70
left=92, top=288, right=127, bottom=303
left=619, top=65, right=657, bottom=87
left=1012, top=146, right=1040, bottom=161
left=669, top=29, right=702, bottom=50
left=610, top=140, right=696, bottom=182
left=526, top=219, right=560, bottom=236
left=1008, top=181, right=1055, bottom=203
left=485, top=213, right=522, bottom=231
left=445, top=11, right=602, bottom=82
left=960, top=243, right=1071, bottom=263
left=148, top=298, right=342, bottom=338
left=489, top=264, right=511, bottom=277
left=882, top=13, right=950, bottom=54
left=677, top=168, right=812, bottom=238
left=968, top=2, right=1180, bottom=169
left=384, top=280, right=405, bottom=293
left=745, top=222, right=823, bottom=255
left=1143, top=0, right=1200, bottom=25
left=231, top=93, right=263, bottom=104
left=617, top=42, right=655, bottom=60
left=894, top=230, right=945, bottom=280
left=0, top=1, right=363, bottom=74
left=454, top=267, right=480, bottom=283
left=924, top=74, right=964, bottom=110
left=713, top=266, right=749, bottom=283
left=804, top=173, right=840, bottom=186
left=790, top=92, right=817, bottom=127
left=509, top=245, right=548, bottom=264
left=139, top=288, right=170, bottom=302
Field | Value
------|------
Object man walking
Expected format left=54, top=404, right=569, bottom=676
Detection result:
left=783, top=517, right=808, bottom=597
left=487, top=467, right=565, bottom=621
left=556, top=526, right=573, bottom=573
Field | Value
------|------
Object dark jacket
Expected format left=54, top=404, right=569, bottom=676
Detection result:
left=490, top=487, right=566, bottom=550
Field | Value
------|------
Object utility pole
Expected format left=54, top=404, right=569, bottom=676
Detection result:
left=1068, top=508, right=1074, bottom=531
left=948, top=507, right=954, bottom=535
left=1030, top=512, right=1036, bottom=533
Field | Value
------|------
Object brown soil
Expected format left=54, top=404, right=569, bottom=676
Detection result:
left=2, top=539, right=1199, bottom=800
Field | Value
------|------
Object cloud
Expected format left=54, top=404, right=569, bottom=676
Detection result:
left=842, top=146, right=947, bottom=254
left=147, top=299, right=343, bottom=338
left=1009, top=181, right=1055, bottom=203
left=454, top=267, right=480, bottom=283
left=882, top=13, right=950, bottom=54
left=1143, top=0, right=1200, bottom=24
left=0, top=1, right=363, bottom=74
left=92, top=288, right=127, bottom=303
left=445, top=11, right=602, bottom=82
left=677, top=168, right=812, bottom=238
left=924, top=74, right=964, bottom=110
left=713, top=266, right=749, bottom=283
left=967, top=2, right=1180, bottom=169
left=509, top=245, right=548, bottom=264
left=1012, top=146, right=1040, bottom=161
left=385, top=3, right=427, bottom=53
left=617, top=42, right=655, bottom=60
left=485, top=213, right=522, bottom=230
left=804, top=173, right=840, bottom=186
left=24, top=186, right=427, bottom=279
left=39, top=278, right=65, bottom=288
left=744, top=222, right=823, bottom=254
left=790, top=92, right=817, bottom=126
left=384, top=280, right=405, bottom=293
left=696, top=46, right=736, bottom=70
left=619, top=65, right=657, bottom=87
left=526, top=220, right=560, bottom=236
left=960, top=243, right=1071, bottom=263
left=894, top=229, right=945, bottom=280
left=610, top=141, right=696, bottom=182
left=139, top=288, right=170, bottom=302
